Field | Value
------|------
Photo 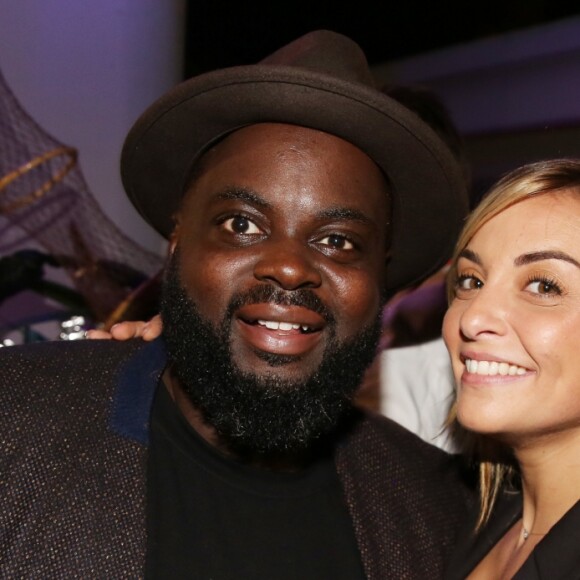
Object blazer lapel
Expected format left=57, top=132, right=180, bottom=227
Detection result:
left=445, top=491, right=522, bottom=579
left=109, top=338, right=167, bottom=443
left=514, top=499, right=580, bottom=579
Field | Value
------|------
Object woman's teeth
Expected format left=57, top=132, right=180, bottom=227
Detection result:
left=465, top=359, right=528, bottom=376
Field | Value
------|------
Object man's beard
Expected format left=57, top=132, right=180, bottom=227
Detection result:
left=161, top=253, right=381, bottom=456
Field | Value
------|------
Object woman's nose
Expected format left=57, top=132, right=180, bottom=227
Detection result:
left=457, top=288, right=508, bottom=341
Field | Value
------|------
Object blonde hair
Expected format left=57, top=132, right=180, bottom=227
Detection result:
left=446, top=158, right=580, bottom=529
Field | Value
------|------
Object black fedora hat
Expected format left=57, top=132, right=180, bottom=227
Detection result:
left=121, top=30, right=468, bottom=293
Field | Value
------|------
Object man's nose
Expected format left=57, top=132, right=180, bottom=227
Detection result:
left=253, top=240, right=322, bottom=291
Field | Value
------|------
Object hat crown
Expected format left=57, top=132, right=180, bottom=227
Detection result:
left=260, top=30, right=375, bottom=87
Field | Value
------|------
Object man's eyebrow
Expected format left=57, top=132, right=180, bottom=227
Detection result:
left=458, top=248, right=482, bottom=265
left=214, top=188, right=272, bottom=209
left=316, top=207, right=375, bottom=226
left=213, top=193, right=376, bottom=226
left=514, top=250, right=580, bottom=269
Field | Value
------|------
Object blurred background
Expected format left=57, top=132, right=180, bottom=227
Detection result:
left=1, top=0, right=579, bottom=343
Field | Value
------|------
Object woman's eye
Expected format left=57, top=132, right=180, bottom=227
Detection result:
left=455, top=275, right=483, bottom=291
left=318, top=234, right=354, bottom=250
left=222, top=215, right=261, bottom=235
left=525, top=278, right=561, bottom=296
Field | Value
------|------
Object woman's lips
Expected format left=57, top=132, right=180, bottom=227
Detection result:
left=235, top=303, right=326, bottom=356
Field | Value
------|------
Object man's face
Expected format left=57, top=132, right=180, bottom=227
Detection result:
left=173, top=123, right=390, bottom=383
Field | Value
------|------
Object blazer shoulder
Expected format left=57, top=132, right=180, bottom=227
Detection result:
left=0, top=339, right=156, bottom=418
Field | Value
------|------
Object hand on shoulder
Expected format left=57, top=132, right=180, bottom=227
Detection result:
left=85, top=314, right=163, bottom=341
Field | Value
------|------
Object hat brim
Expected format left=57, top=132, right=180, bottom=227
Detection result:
left=121, top=65, right=467, bottom=293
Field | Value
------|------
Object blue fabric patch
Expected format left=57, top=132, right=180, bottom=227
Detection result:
left=109, top=338, right=167, bottom=445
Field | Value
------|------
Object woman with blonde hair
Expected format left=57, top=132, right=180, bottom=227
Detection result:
left=443, top=158, right=580, bottom=578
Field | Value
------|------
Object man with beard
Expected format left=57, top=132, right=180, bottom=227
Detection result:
left=0, top=31, right=473, bottom=578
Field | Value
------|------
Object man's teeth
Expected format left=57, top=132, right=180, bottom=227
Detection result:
left=465, top=359, right=527, bottom=376
left=257, top=320, right=310, bottom=332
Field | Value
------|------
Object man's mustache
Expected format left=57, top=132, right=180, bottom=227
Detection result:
left=226, top=284, right=335, bottom=325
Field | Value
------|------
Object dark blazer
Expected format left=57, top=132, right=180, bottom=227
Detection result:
left=0, top=338, right=474, bottom=579
left=445, top=491, right=580, bottom=579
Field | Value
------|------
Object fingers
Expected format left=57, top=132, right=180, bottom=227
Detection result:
left=110, top=314, right=163, bottom=341
left=84, top=329, right=115, bottom=340
left=140, top=314, right=163, bottom=341
left=109, top=321, right=148, bottom=340
left=84, top=314, right=163, bottom=341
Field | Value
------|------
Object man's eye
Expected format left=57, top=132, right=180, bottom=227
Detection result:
left=222, top=216, right=261, bottom=235
left=318, top=234, right=354, bottom=250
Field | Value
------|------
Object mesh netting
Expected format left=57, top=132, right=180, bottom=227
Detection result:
left=0, top=68, right=163, bottom=326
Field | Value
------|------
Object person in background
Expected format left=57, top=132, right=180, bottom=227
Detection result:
left=357, top=85, right=471, bottom=451
left=443, top=158, right=580, bottom=578
left=0, top=30, right=473, bottom=578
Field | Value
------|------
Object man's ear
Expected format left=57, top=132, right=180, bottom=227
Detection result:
left=380, top=251, right=392, bottom=305
left=384, top=250, right=392, bottom=267
left=168, top=218, right=181, bottom=256
left=383, top=250, right=392, bottom=281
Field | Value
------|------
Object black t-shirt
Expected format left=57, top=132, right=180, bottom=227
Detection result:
left=145, top=384, right=366, bottom=580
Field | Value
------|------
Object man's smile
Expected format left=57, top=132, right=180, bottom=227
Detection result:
left=235, top=303, right=326, bottom=357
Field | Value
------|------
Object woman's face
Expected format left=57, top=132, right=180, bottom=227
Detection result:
left=443, top=190, right=580, bottom=443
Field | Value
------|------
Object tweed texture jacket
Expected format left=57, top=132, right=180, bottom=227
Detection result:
left=0, top=338, right=474, bottom=579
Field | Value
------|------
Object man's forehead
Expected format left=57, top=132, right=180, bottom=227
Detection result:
left=185, top=122, right=386, bottom=191
left=180, top=122, right=390, bottom=217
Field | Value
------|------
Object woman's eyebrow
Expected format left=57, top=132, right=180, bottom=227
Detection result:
left=458, top=248, right=482, bottom=265
left=514, top=250, right=580, bottom=269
